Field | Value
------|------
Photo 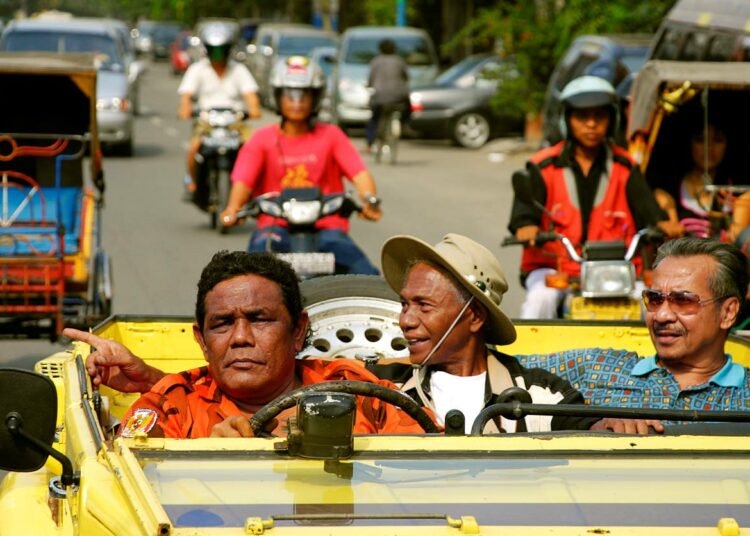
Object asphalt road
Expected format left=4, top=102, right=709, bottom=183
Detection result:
left=1, top=61, right=530, bottom=370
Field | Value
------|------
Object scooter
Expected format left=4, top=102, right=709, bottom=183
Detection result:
left=503, top=228, right=661, bottom=320
left=193, top=108, right=246, bottom=232
left=236, top=187, right=363, bottom=277
left=503, top=170, right=662, bottom=320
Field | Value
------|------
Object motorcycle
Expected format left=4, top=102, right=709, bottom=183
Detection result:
left=503, top=170, right=661, bottom=320
left=192, top=108, right=246, bottom=233
left=236, top=186, right=364, bottom=277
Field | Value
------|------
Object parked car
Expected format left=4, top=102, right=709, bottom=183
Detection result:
left=247, top=23, right=338, bottom=107
left=409, top=53, right=523, bottom=148
left=150, top=21, right=184, bottom=59
left=649, top=0, right=750, bottom=61
left=0, top=18, right=135, bottom=155
left=82, top=18, right=146, bottom=115
left=332, top=26, right=439, bottom=129
left=132, top=19, right=155, bottom=56
left=170, top=30, right=193, bottom=75
left=310, top=45, right=338, bottom=122
left=541, top=34, right=652, bottom=145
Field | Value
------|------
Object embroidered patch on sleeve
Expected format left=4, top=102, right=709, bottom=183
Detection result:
left=121, top=408, right=158, bottom=438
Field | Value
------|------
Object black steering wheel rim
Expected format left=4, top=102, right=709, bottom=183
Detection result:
left=249, top=380, right=440, bottom=435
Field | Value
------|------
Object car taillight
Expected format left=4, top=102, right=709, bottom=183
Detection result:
left=410, top=92, right=424, bottom=112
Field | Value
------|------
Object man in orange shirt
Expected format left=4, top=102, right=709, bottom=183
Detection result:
left=64, top=251, right=423, bottom=438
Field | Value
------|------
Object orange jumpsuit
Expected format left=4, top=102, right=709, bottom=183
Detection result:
left=119, top=359, right=428, bottom=438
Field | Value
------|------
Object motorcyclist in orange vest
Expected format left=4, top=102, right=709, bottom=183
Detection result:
left=508, top=76, right=683, bottom=319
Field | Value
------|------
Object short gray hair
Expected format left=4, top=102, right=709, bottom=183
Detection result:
left=654, top=237, right=749, bottom=312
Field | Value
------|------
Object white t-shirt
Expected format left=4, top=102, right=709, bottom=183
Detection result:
left=429, top=370, right=487, bottom=434
left=178, top=59, right=259, bottom=111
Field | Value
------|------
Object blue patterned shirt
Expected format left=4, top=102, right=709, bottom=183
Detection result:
left=516, top=348, right=750, bottom=412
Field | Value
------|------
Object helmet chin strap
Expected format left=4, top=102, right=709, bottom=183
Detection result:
left=411, top=296, right=475, bottom=412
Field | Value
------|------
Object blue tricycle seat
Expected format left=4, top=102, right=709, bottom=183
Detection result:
left=0, top=186, right=83, bottom=257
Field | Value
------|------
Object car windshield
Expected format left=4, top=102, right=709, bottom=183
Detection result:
left=344, top=35, right=435, bottom=66
left=277, top=35, right=337, bottom=56
left=620, top=49, right=648, bottom=73
left=3, top=31, right=122, bottom=70
left=435, top=56, right=488, bottom=85
left=134, top=447, right=750, bottom=528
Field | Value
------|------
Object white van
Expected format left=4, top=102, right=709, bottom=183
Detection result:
left=332, top=26, right=438, bottom=128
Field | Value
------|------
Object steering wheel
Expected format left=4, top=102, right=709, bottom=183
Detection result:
left=249, top=380, right=440, bottom=436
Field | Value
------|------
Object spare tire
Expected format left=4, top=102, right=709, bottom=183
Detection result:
left=299, top=275, right=407, bottom=360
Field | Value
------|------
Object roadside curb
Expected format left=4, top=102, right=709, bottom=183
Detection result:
left=484, top=137, right=536, bottom=163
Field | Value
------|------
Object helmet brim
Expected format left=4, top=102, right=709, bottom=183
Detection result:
left=564, top=91, right=614, bottom=109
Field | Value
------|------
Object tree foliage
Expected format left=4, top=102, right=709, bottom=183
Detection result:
left=444, top=0, right=676, bottom=116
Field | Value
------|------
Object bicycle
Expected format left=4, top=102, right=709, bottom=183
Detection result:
left=374, top=102, right=404, bottom=165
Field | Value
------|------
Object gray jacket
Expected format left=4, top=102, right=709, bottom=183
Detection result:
left=368, top=54, right=409, bottom=105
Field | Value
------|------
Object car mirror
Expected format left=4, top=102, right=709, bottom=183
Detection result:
left=0, top=368, right=58, bottom=472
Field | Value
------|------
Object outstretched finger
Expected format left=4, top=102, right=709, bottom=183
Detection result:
left=63, top=327, right=104, bottom=348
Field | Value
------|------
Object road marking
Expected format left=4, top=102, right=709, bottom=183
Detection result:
left=165, top=127, right=178, bottom=137
left=150, top=117, right=164, bottom=127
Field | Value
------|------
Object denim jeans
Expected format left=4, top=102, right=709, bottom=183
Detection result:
left=249, top=226, right=379, bottom=275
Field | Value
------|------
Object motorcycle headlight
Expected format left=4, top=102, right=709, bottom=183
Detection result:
left=282, top=199, right=322, bottom=225
left=580, top=261, right=635, bottom=298
left=97, top=97, right=130, bottom=112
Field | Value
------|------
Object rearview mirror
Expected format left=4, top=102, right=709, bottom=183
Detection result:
left=0, top=369, right=57, bottom=472
left=512, top=169, right=545, bottom=206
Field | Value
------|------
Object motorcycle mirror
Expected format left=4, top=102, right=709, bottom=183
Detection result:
left=512, top=170, right=541, bottom=204
left=512, top=170, right=549, bottom=216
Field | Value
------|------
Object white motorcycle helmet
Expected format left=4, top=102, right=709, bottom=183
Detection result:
left=200, top=23, right=234, bottom=63
left=558, top=75, right=619, bottom=139
left=269, top=55, right=326, bottom=116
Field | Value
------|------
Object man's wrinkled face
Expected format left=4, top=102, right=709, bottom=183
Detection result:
left=399, top=263, right=474, bottom=367
left=646, top=255, right=737, bottom=363
left=194, top=274, right=306, bottom=408
left=569, top=106, right=609, bottom=150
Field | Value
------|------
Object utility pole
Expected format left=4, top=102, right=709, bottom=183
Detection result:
left=396, top=0, right=406, bottom=26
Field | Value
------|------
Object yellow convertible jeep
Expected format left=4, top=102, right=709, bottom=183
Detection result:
left=2, top=276, right=750, bottom=535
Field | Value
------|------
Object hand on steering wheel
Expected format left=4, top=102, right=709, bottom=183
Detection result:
left=249, top=380, right=440, bottom=436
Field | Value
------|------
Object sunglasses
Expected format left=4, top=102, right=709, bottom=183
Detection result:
left=641, top=289, right=728, bottom=314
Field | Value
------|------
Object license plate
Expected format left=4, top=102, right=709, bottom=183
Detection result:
left=276, top=252, right=335, bottom=275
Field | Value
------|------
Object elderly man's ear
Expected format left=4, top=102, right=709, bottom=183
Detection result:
left=468, top=302, right=489, bottom=335
left=721, top=297, right=741, bottom=330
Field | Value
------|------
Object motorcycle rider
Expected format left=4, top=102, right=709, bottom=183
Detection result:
left=508, top=75, right=683, bottom=319
left=221, top=55, right=382, bottom=275
left=178, top=23, right=261, bottom=205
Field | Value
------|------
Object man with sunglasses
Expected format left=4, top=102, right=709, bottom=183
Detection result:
left=518, top=237, right=750, bottom=431
left=220, top=55, right=381, bottom=275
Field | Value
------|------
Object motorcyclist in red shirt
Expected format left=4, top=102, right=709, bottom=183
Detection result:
left=220, top=56, right=382, bottom=275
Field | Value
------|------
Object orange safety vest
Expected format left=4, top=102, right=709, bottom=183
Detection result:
left=520, top=141, right=639, bottom=277
left=119, top=360, right=430, bottom=439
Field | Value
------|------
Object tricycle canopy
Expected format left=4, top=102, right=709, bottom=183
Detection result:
left=0, top=52, right=100, bottom=185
